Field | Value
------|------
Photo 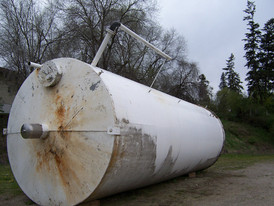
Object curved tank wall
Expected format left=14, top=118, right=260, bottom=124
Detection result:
left=7, top=58, right=225, bottom=205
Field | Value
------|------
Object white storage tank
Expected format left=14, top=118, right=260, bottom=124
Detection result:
left=6, top=58, right=225, bottom=206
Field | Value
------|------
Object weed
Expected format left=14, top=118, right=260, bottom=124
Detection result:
left=0, top=165, right=22, bottom=196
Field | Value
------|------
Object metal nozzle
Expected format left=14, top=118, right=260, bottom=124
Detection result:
left=21, top=124, right=49, bottom=139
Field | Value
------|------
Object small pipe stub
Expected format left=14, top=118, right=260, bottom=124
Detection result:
left=37, top=61, right=62, bottom=87
left=28, top=62, right=42, bottom=69
left=21, top=124, right=49, bottom=139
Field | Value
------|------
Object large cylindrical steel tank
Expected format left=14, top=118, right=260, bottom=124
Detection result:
left=7, top=58, right=225, bottom=206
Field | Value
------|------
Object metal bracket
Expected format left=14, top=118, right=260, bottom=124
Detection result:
left=3, top=128, right=8, bottom=136
left=107, top=127, right=121, bottom=135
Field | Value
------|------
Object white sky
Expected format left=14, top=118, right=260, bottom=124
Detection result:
left=157, top=0, right=274, bottom=93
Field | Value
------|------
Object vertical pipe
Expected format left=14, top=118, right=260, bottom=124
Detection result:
left=91, top=29, right=114, bottom=67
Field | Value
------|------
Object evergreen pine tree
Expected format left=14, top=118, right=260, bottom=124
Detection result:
left=259, top=18, right=274, bottom=98
left=198, top=74, right=212, bottom=106
left=243, top=0, right=262, bottom=100
left=223, top=53, right=243, bottom=93
left=219, top=72, right=227, bottom=90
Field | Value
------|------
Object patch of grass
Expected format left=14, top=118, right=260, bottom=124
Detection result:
left=224, top=130, right=255, bottom=153
left=210, top=153, right=274, bottom=171
left=0, top=164, right=22, bottom=195
left=221, top=119, right=274, bottom=153
left=24, top=199, right=35, bottom=205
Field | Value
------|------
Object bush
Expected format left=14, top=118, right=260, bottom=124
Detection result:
left=214, top=89, right=274, bottom=132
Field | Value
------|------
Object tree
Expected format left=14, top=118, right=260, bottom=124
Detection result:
left=259, top=18, right=274, bottom=98
left=60, top=0, right=202, bottom=102
left=112, top=27, right=187, bottom=86
left=159, top=60, right=200, bottom=103
left=216, top=54, right=244, bottom=120
left=0, top=0, right=62, bottom=86
left=216, top=88, right=244, bottom=120
left=219, top=72, right=227, bottom=90
left=243, top=0, right=262, bottom=100
left=60, top=0, right=158, bottom=73
left=223, top=53, right=243, bottom=93
left=197, top=74, right=212, bottom=106
left=0, top=0, right=202, bottom=103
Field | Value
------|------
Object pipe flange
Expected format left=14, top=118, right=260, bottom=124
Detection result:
left=38, top=61, right=62, bottom=87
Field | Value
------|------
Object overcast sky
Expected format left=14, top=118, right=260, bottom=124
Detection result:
left=157, top=0, right=274, bottom=94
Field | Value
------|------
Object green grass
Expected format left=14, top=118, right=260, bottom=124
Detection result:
left=221, top=119, right=274, bottom=153
left=210, top=153, right=274, bottom=171
left=0, top=165, right=22, bottom=195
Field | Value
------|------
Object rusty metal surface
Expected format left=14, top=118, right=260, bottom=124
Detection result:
left=7, top=58, right=225, bottom=205
left=7, top=58, right=116, bottom=205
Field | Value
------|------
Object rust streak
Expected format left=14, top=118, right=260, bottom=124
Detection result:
left=54, top=95, right=67, bottom=130
left=35, top=68, right=40, bottom=76
left=34, top=131, right=82, bottom=204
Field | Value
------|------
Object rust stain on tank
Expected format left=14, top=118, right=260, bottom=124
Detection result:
left=35, top=68, right=40, bottom=76
left=104, top=136, right=120, bottom=170
left=55, top=96, right=64, bottom=120
left=54, top=94, right=71, bottom=130
left=53, top=146, right=80, bottom=189
left=33, top=131, right=87, bottom=204
left=35, top=133, right=66, bottom=173
left=32, top=89, right=87, bottom=204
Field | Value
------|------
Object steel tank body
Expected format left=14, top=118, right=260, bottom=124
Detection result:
left=7, top=58, right=225, bottom=206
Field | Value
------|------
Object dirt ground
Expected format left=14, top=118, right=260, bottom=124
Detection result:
left=1, top=159, right=274, bottom=206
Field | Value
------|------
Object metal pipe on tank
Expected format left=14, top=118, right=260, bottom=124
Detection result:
left=91, top=22, right=172, bottom=68
left=28, top=61, right=42, bottom=68
left=91, top=28, right=115, bottom=67
left=119, top=23, right=172, bottom=60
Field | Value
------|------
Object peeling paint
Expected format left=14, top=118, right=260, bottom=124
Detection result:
left=90, top=81, right=101, bottom=91
left=121, top=118, right=129, bottom=124
left=89, top=125, right=157, bottom=200
left=154, top=146, right=178, bottom=180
